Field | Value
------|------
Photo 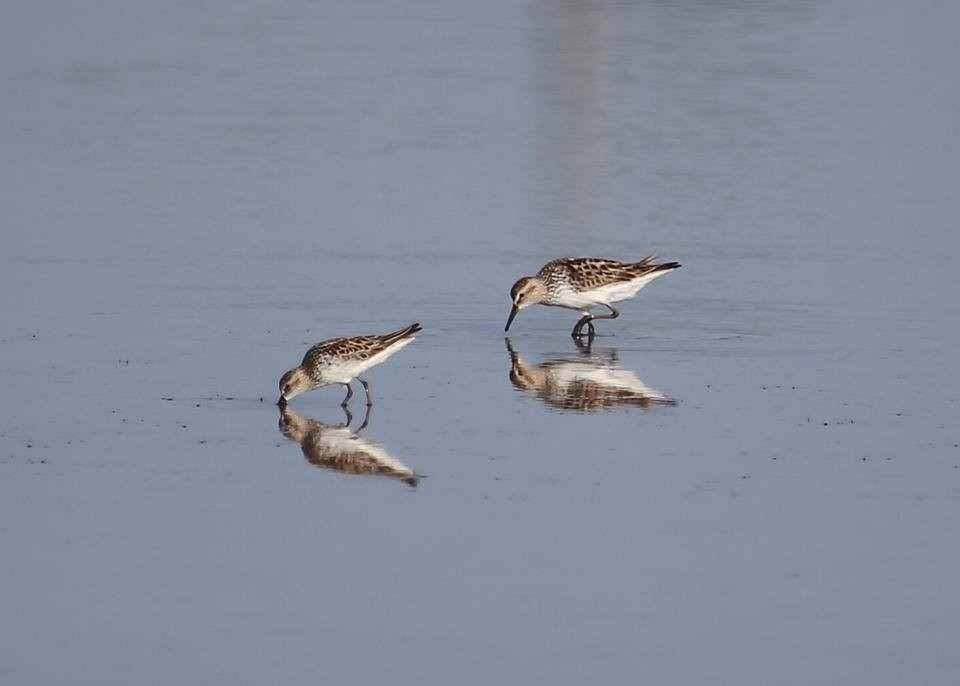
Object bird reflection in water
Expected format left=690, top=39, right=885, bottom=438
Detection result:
left=278, top=405, right=420, bottom=487
left=506, top=337, right=676, bottom=412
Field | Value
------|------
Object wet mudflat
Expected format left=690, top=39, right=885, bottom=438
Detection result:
left=1, top=1, right=959, bottom=684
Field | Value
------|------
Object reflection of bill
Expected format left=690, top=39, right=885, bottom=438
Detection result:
left=278, top=406, right=420, bottom=487
left=506, top=338, right=675, bottom=413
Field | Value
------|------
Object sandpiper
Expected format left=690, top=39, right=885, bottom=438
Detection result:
left=278, top=323, right=421, bottom=407
left=504, top=256, right=681, bottom=338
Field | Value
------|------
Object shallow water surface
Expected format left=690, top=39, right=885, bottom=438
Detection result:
left=1, top=1, right=959, bottom=684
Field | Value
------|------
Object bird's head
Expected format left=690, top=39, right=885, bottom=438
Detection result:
left=505, top=277, right=547, bottom=331
left=278, top=367, right=315, bottom=404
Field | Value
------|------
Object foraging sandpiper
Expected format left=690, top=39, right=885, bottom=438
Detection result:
left=278, top=323, right=421, bottom=407
left=504, top=256, right=680, bottom=338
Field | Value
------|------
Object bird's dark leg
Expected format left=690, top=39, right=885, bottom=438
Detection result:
left=595, top=304, right=620, bottom=321
left=572, top=312, right=594, bottom=339
left=358, top=378, right=373, bottom=406
left=355, top=403, right=371, bottom=433
left=339, top=404, right=353, bottom=427
left=574, top=304, right=618, bottom=338
left=340, top=382, right=353, bottom=407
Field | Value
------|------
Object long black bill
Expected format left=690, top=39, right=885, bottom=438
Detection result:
left=504, top=304, right=519, bottom=332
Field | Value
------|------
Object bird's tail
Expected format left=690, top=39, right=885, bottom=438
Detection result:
left=379, top=322, right=422, bottom=345
left=650, top=261, right=681, bottom=272
left=633, top=255, right=681, bottom=274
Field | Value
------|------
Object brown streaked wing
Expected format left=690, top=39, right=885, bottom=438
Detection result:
left=541, top=257, right=661, bottom=290
left=301, top=335, right=382, bottom=367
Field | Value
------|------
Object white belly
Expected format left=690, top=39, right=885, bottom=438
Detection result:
left=324, top=337, right=415, bottom=383
left=553, top=272, right=668, bottom=309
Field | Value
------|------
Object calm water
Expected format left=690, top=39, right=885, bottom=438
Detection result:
left=2, top=1, right=958, bottom=684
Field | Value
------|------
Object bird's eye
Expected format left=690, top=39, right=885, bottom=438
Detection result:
left=517, top=294, right=524, bottom=302
left=283, top=384, right=291, bottom=393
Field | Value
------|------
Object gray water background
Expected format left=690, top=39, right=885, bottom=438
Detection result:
left=1, top=1, right=958, bottom=684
